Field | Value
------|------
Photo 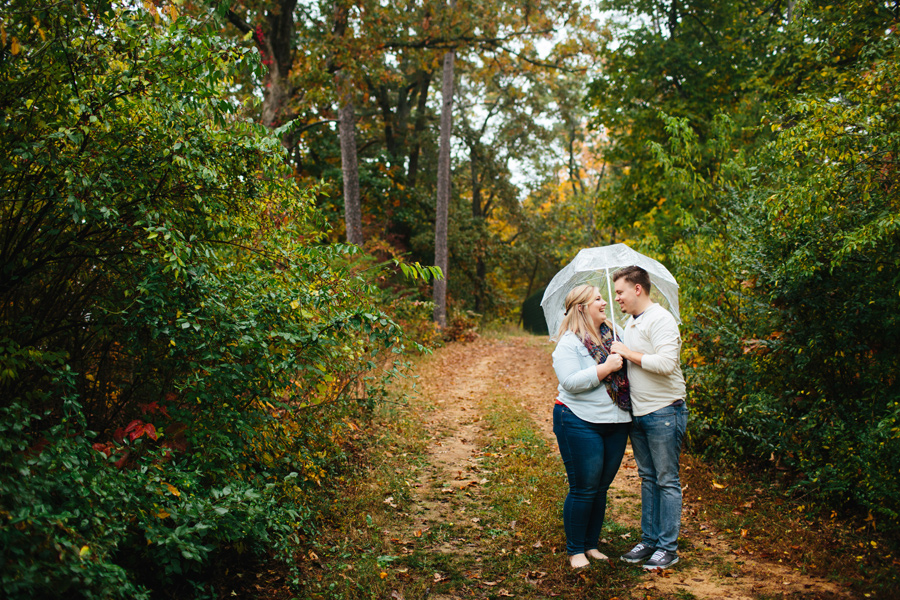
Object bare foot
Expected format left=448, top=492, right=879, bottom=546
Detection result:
left=569, top=553, right=590, bottom=569
left=586, top=549, right=608, bottom=560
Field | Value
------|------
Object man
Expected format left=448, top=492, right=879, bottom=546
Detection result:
left=610, top=265, right=687, bottom=570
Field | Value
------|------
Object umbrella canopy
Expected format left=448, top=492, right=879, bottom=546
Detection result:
left=540, top=244, right=680, bottom=341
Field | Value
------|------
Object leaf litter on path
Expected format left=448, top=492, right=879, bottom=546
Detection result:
left=381, top=335, right=861, bottom=599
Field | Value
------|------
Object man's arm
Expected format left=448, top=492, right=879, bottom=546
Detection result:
left=638, top=314, right=681, bottom=375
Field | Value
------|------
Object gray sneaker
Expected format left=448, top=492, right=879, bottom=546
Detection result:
left=620, top=542, right=656, bottom=563
left=643, top=549, right=679, bottom=570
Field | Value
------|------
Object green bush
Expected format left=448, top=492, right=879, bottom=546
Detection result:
left=665, top=2, right=900, bottom=531
left=0, top=3, right=422, bottom=597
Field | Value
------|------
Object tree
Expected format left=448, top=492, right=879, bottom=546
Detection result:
left=0, top=3, right=422, bottom=595
left=432, top=0, right=457, bottom=327
left=215, top=0, right=604, bottom=316
left=601, top=0, right=900, bottom=530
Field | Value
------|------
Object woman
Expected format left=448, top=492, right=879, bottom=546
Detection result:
left=552, top=284, right=632, bottom=569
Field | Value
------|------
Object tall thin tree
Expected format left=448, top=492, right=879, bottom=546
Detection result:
left=338, top=71, right=363, bottom=245
left=333, top=2, right=363, bottom=245
left=432, top=0, right=457, bottom=326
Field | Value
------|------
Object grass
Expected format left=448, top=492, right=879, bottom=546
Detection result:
left=285, top=366, right=645, bottom=599
left=245, top=331, right=899, bottom=599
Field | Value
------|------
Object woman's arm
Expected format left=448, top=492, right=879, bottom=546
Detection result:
left=553, top=335, right=623, bottom=392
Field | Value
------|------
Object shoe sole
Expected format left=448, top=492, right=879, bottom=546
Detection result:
left=620, top=555, right=653, bottom=564
left=643, top=556, right=679, bottom=570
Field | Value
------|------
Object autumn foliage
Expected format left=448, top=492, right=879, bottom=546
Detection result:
left=0, top=3, right=421, bottom=597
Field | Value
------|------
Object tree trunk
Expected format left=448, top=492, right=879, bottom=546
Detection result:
left=432, top=3, right=456, bottom=327
left=226, top=0, right=297, bottom=130
left=338, top=72, right=363, bottom=246
left=331, top=1, right=363, bottom=246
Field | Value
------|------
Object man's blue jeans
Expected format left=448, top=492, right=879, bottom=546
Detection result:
left=630, top=403, right=688, bottom=553
left=553, top=403, right=630, bottom=556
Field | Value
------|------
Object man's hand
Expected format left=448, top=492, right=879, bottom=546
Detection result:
left=611, top=341, right=642, bottom=366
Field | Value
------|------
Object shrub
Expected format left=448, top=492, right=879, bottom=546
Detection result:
left=0, top=3, right=422, bottom=597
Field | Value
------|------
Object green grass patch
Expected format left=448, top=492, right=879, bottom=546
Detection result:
left=476, top=393, right=645, bottom=599
left=289, top=370, right=645, bottom=598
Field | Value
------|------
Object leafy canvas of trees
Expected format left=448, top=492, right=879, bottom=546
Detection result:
left=1, top=0, right=898, bottom=597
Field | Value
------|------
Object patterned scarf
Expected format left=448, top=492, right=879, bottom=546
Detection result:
left=583, top=323, right=632, bottom=412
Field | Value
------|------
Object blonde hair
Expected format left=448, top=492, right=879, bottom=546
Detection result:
left=556, top=285, right=604, bottom=342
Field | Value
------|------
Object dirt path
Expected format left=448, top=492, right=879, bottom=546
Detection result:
left=401, top=335, right=856, bottom=599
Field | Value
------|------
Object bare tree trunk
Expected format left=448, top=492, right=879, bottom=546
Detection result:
left=338, top=72, right=363, bottom=246
left=432, top=1, right=457, bottom=327
left=331, top=1, right=363, bottom=246
left=226, top=0, right=297, bottom=130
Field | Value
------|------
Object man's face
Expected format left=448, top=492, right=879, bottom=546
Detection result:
left=614, top=279, right=640, bottom=315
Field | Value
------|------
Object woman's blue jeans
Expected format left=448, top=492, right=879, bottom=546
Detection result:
left=630, top=403, right=688, bottom=552
left=553, top=403, right=630, bottom=556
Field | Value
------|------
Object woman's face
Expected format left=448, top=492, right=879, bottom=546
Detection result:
left=585, top=289, right=608, bottom=328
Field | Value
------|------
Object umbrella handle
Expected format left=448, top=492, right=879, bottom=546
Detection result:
left=606, top=266, right=617, bottom=342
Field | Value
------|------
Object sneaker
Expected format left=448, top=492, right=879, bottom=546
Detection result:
left=643, top=549, right=679, bottom=570
left=620, top=542, right=656, bottom=563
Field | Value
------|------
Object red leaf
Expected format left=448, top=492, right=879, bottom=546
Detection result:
left=92, top=442, right=112, bottom=457
left=140, top=401, right=171, bottom=419
left=113, top=451, right=130, bottom=469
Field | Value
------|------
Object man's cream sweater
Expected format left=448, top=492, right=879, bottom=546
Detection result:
left=622, top=303, right=686, bottom=417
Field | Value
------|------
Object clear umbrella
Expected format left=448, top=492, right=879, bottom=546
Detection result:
left=540, top=244, right=680, bottom=341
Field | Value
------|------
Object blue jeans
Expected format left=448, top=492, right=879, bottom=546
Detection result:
left=630, top=403, right=688, bottom=553
left=553, top=403, right=630, bottom=556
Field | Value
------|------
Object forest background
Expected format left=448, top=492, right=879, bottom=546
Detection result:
left=1, top=0, right=898, bottom=598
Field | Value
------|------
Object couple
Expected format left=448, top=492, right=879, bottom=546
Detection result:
left=551, top=266, right=687, bottom=571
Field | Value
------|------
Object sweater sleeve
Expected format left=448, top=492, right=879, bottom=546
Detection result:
left=552, top=335, right=601, bottom=393
left=638, top=313, right=682, bottom=375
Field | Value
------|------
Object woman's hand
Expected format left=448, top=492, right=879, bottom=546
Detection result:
left=598, top=352, right=623, bottom=380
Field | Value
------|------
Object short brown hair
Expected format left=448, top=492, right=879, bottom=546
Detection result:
left=613, top=265, right=652, bottom=293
